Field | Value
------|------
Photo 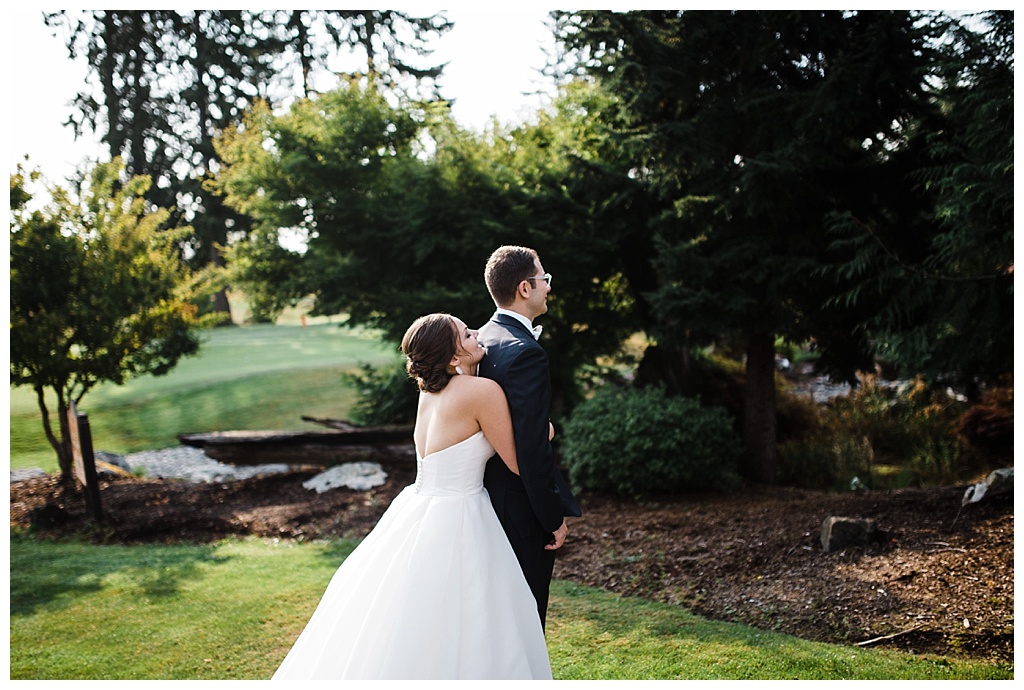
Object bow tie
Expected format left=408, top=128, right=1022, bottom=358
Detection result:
left=531, top=324, right=543, bottom=340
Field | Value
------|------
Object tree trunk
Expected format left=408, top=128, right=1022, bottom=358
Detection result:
left=35, top=385, right=71, bottom=481
left=743, top=331, right=778, bottom=485
left=208, top=243, right=234, bottom=323
left=635, top=337, right=693, bottom=396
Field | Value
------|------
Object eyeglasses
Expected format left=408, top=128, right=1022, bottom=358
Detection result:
left=526, top=273, right=552, bottom=287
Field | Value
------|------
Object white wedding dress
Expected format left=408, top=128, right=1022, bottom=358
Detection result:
left=272, top=430, right=553, bottom=680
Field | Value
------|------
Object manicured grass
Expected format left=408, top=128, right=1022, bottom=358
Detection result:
left=9, top=533, right=353, bottom=680
left=9, top=534, right=1012, bottom=680
left=546, top=582, right=1010, bottom=680
left=9, top=322, right=401, bottom=472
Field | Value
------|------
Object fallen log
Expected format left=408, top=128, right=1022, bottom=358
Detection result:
left=177, top=424, right=414, bottom=467
left=300, top=416, right=361, bottom=431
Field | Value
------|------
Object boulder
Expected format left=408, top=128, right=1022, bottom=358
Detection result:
left=820, top=516, right=886, bottom=553
left=95, top=451, right=133, bottom=477
left=961, top=467, right=1013, bottom=506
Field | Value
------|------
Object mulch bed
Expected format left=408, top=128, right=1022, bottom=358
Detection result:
left=10, top=447, right=1013, bottom=664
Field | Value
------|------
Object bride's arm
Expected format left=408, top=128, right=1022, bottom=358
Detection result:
left=474, top=379, right=520, bottom=475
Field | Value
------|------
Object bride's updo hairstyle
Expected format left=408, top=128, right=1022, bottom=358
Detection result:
left=401, top=313, right=459, bottom=393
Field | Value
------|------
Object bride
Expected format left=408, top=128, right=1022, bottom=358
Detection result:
left=272, top=313, right=553, bottom=680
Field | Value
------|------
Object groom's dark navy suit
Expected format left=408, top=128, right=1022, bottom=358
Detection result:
left=478, top=312, right=581, bottom=627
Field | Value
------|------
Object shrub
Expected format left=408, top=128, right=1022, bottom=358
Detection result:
left=825, top=374, right=972, bottom=485
left=953, top=384, right=1013, bottom=466
left=775, top=388, right=831, bottom=445
left=830, top=375, right=966, bottom=459
left=343, top=361, right=418, bottom=426
left=777, top=435, right=874, bottom=491
left=560, top=385, right=742, bottom=496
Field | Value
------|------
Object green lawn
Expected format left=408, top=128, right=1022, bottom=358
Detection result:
left=9, top=534, right=1011, bottom=680
left=9, top=321, right=401, bottom=472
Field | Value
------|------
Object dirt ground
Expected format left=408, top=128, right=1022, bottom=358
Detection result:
left=10, top=446, right=1013, bottom=665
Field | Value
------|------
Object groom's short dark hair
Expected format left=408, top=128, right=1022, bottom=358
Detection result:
left=485, top=245, right=539, bottom=307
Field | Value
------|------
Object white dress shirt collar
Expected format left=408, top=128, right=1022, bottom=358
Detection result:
left=494, top=308, right=541, bottom=339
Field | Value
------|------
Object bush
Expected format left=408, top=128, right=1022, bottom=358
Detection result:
left=830, top=375, right=967, bottom=461
left=824, top=374, right=975, bottom=486
left=343, top=361, right=418, bottom=426
left=560, top=385, right=742, bottom=497
left=953, top=383, right=1013, bottom=467
left=777, top=435, right=874, bottom=491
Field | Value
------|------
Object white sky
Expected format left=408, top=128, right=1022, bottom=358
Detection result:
left=5, top=7, right=561, bottom=184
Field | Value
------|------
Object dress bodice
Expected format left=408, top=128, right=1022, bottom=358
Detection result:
left=414, top=431, right=494, bottom=496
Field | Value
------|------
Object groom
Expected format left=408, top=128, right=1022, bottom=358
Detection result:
left=478, top=245, right=582, bottom=628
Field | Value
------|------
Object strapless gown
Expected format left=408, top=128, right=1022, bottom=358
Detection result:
left=272, top=431, right=552, bottom=680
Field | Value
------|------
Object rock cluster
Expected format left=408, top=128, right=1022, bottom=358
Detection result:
left=10, top=446, right=388, bottom=493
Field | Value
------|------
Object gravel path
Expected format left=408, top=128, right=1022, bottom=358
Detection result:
left=9, top=446, right=289, bottom=484
left=121, top=446, right=292, bottom=482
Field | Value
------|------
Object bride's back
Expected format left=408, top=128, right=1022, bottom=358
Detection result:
left=413, top=375, right=487, bottom=458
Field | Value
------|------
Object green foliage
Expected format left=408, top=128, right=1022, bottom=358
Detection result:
left=561, top=386, right=741, bottom=496
left=777, top=435, right=875, bottom=492
left=775, top=387, right=862, bottom=490
left=342, top=360, right=419, bottom=426
left=552, top=10, right=944, bottom=483
left=821, top=12, right=1013, bottom=392
left=44, top=9, right=452, bottom=279
left=776, top=375, right=974, bottom=490
left=9, top=161, right=212, bottom=478
left=830, top=375, right=967, bottom=466
left=556, top=9, right=933, bottom=376
left=213, top=80, right=647, bottom=415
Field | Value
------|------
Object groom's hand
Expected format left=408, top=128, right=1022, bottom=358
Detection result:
left=545, top=519, right=568, bottom=550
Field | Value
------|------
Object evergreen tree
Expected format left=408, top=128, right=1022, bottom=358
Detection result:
left=42, top=10, right=451, bottom=320
left=826, top=10, right=1013, bottom=398
left=555, top=10, right=938, bottom=483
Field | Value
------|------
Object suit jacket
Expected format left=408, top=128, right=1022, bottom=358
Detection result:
left=478, top=313, right=581, bottom=534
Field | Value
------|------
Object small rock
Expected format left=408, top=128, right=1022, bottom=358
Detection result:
left=303, top=462, right=388, bottom=493
left=95, top=451, right=133, bottom=477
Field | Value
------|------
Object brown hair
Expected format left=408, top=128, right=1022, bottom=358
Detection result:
left=484, top=245, right=539, bottom=307
left=401, top=313, right=459, bottom=393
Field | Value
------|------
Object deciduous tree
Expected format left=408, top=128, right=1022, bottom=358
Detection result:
left=10, top=161, right=211, bottom=481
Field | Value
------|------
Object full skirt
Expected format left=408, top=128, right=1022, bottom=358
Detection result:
left=272, top=485, right=552, bottom=680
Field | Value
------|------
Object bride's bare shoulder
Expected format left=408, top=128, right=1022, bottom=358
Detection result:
left=453, top=375, right=504, bottom=402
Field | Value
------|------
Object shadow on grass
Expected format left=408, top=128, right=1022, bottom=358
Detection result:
left=9, top=533, right=226, bottom=616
